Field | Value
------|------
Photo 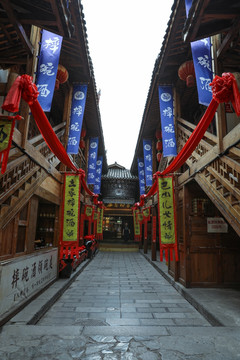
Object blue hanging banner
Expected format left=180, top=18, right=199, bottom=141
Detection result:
left=94, top=156, right=103, bottom=194
left=143, top=139, right=153, bottom=187
left=67, top=84, right=88, bottom=154
left=184, top=0, right=213, bottom=106
left=87, top=137, right=99, bottom=185
left=36, top=30, right=63, bottom=111
left=191, top=38, right=213, bottom=106
left=138, top=158, right=146, bottom=195
left=158, top=86, right=177, bottom=157
left=185, top=0, right=192, bottom=16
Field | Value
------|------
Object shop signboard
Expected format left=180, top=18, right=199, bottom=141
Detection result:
left=0, top=249, right=58, bottom=320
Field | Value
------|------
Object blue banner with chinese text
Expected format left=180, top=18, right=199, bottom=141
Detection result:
left=158, top=86, right=177, bottom=157
left=87, top=137, right=99, bottom=185
left=36, top=30, right=62, bottom=111
left=191, top=38, right=213, bottom=106
left=67, top=84, right=88, bottom=154
left=94, top=156, right=103, bottom=194
left=143, top=139, right=153, bottom=187
left=137, top=158, right=145, bottom=195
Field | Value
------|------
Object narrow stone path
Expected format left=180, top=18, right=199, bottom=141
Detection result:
left=0, top=251, right=240, bottom=359
left=39, top=252, right=209, bottom=327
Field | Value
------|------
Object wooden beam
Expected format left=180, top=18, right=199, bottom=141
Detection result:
left=0, top=0, right=33, bottom=56
left=217, top=17, right=240, bottom=59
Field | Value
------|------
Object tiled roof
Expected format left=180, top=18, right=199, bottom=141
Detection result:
left=102, top=164, right=138, bottom=180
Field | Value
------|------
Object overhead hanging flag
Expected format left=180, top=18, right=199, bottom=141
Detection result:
left=67, top=84, right=88, bottom=154
left=157, top=175, right=178, bottom=262
left=143, top=139, right=153, bottom=187
left=184, top=0, right=213, bottom=106
left=94, top=156, right=103, bottom=194
left=137, top=158, right=145, bottom=195
left=158, top=86, right=177, bottom=157
left=191, top=38, right=213, bottom=106
left=87, top=137, right=99, bottom=185
left=185, top=0, right=192, bottom=16
left=36, top=30, right=62, bottom=111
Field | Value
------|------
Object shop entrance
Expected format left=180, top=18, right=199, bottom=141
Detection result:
left=103, top=216, right=134, bottom=241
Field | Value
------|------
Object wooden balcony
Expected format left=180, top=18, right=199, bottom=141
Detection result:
left=177, top=117, right=240, bottom=236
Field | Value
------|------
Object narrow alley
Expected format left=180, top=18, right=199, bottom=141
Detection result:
left=0, top=251, right=240, bottom=359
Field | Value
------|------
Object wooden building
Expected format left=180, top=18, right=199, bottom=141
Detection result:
left=0, top=1, right=107, bottom=324
left=101, top=162, right=138, bottom=240
left=131, top=0, right=240, bottom=287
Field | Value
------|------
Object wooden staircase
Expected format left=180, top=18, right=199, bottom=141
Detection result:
left=0, top=127, right=63, bottom=229
left=177, top=118, right=240, bottom=236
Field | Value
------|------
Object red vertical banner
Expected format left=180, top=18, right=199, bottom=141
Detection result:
left=157, top=175, right=178, bottom=262
left=152, top=215, right=156, bottom=244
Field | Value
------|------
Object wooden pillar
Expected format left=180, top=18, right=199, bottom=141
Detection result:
left=60, top=84, right=73, bottom=172
left=212, top=35, right=227, bottom=152
left=18, top=26, right=41, bottom=148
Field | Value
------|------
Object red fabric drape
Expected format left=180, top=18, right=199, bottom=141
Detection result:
left=2, top=75, right=78, bottom=173
left=134, top=72, right=240, bottom=209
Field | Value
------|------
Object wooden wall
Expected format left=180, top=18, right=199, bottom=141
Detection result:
left=170, top=180, right=240, bottom=288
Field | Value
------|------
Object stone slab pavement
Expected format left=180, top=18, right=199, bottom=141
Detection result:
left=0, top=251, right=240, bottom=359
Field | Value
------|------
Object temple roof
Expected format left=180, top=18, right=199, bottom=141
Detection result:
left=102, top=162, right=138, bottom=180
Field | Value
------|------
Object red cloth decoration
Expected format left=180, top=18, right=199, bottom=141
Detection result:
left=133, top=72, right=240, bottom=261
left=0, top=115, right=22, bottom=174
left=2, top=75, right=79, bottom=173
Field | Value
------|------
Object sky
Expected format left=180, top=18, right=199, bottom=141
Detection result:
left=81, top=0, right=174, bottom=169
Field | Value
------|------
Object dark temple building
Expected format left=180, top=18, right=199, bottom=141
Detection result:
left=101, top=162, right=138, bottom=240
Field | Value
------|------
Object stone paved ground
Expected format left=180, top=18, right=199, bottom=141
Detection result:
left=0, top=251, right=240, bottom=359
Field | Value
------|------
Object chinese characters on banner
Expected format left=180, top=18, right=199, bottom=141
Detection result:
left=143, top=139, right=153, bottom=187
left=158, top=86, right=177, bottom=157
left=157, top=176, right=178, bottom=262
left=94, top=156, right=103, bottom=194
left=96, top=207, right=104, bottom=240
left=67, top=84, right=88, bottom=154
left=62, top=174, right=81, bottom=242
left=191, top=38, right=213, bottom=106
left=133, top=209, right=141, bottom=241
left=84, top=205, right=93, bottom=219
left=36, top=30, right=63, bottom=111
left=87, top=137, right=99, bottom=185
left=138, top=158, right=145, bottom=195
left=184, top=0, right=213, bottom=106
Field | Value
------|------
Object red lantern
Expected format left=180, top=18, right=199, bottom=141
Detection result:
left=155, top=129, right=161, bottom=140
left=80, top=139, right=85, bottom=149
left=55, top=64, right=69, bottom=90
left=157, top=152, right=162, bottom=162
left=178, top=60, right=195, bottom=87
left=156, top=140, right=162, bottom=151
left=81, top=128, right=86, bottom=138
left=80, top=128, right=86, bottom=149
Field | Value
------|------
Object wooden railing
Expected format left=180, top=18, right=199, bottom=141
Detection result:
left=176, top=117, right=240, bottom=235
left=0, top=123, right=66, bottom=221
